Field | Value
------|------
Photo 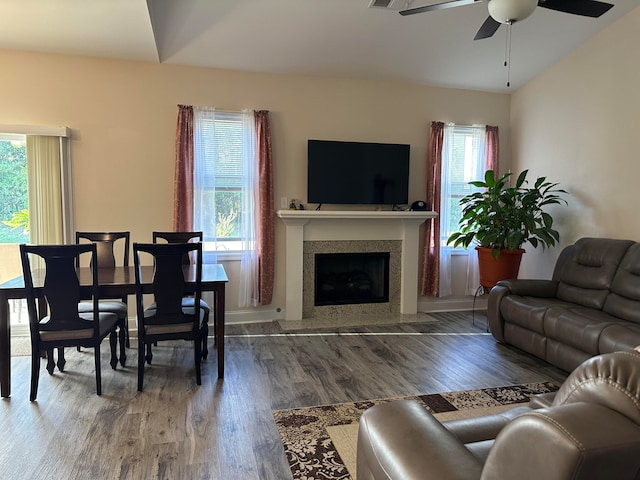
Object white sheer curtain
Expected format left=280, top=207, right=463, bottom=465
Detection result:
left=439, top=124, right=485, bottom=297
left=192, top=107, right=258, bottom=308
left=237, top=110, right=258, bottom=308
left=193, top=106, right=219, bottom=265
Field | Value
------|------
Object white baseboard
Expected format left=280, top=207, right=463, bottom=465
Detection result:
left=418, top=295, right=487, bottom=313
left=225, top=308, right=284, bottom=324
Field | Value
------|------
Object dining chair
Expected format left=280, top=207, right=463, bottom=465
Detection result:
left=133, top=242, right=206, bottom=391
left=152, top=231, right=212, bottom=353
left=76, top=231, right=130, bottom=365
left=20, top=243, right=119, bottom=401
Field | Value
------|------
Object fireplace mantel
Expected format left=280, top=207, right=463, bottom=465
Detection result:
left=277, top=209, right=437, bottom=321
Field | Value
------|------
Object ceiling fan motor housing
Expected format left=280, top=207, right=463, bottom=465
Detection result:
left=488, top=0, right=538, bottom=24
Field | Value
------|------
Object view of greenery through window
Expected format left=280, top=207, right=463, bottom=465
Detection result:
left=0, top=139, right=29, bottom=244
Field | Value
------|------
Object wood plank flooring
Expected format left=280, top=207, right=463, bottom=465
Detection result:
left=0, top=312, right=567, bottom=479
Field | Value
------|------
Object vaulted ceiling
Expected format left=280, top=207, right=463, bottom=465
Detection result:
left=0, top=0, right=637, bottom=93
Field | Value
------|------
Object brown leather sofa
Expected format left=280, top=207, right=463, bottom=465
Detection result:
left=356, top=350, right=640, bottom=480
left=488, top=237, right=640, bottom=372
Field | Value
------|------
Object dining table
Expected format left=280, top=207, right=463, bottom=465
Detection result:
left=0, top=263, right=228, bottom=398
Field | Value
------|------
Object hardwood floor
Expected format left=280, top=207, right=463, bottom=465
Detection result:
left=0, top=311, right=567, bottom=479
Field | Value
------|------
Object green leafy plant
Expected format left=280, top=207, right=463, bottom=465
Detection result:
left=447, top=170, right=568, bottom=259
left=2, top=208, right=29, bottom=235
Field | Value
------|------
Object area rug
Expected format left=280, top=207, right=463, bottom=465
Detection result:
left=10, top=336, right=31, bottom=356
left=273, top=381, right=559, bottom=480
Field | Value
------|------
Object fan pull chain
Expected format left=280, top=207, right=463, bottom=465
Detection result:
left=504, top=21, right=512, bottom=88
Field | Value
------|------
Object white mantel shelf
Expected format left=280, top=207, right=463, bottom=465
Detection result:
left=277, top=210, right=437, bottom=221
left=277, top=209, right=437, bottom=321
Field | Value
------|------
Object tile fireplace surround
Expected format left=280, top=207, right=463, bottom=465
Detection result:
left=277, top=210, right=437, bottom=321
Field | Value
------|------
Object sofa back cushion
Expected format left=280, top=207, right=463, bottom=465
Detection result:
left=603, top=243, right=640, bottom=323
left=554, top=238, right=634, bottom=309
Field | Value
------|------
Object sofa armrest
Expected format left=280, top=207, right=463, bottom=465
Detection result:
left=487, top=280, right=559, bottom=342
left=481, top=402, right=640, bottom=480
left=494, top=279, right=559, bottom=297
left=357, top=400, right=483, bottom=480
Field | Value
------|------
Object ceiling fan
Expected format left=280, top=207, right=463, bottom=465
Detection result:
left=399, top=0, right=614, bottom=40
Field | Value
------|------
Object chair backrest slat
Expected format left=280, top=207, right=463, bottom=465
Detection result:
left=152, top=231, right=203, bottom=266
left=133, top=242, right=202, bottom=327
left=20, top=243, right=99, bottom=332
left=75, top=231, right=130, bottom=268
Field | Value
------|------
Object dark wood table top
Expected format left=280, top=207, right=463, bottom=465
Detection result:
left=0, top=264, right=229, bottom=298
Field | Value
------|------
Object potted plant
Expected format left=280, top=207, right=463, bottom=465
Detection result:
left=447, top=169, right=568, bottom=289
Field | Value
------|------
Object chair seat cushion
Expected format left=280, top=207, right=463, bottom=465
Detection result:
left=78, top=300, right=128, bottom=318
left=139, top=307, right=206, bottom=335
left=147, top=298, right=210, bottom=312
left=39, top=312, right=119, bottom=341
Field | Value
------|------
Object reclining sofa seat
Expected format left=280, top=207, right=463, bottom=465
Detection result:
left=356, top=350, right=640, bottom=480
left=488, top=237, right=640, bottom=372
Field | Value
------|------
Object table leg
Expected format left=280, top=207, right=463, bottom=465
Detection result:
left=216, top=285, right=225, bottom=378
left=0, top=292, right=11, bottom=397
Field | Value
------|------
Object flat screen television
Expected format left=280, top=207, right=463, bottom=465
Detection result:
left=307, top=139, right=410, bottom=206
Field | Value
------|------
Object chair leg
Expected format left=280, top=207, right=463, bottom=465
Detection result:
left=95, top=344, right=102, bottom=396
left=30, top=349, right=41, bottom=402
left=56, top=347, right=66, bottom=372
left=118, top=321, right=127, bottom=367
left=137, top=340, right=145, bottom=392
left=194, top=338, right=202, bottom=386
left=46, top=349, right=55, bottom=374
left=145, top=343, right=153, bottom=364
left=202, top=320, right=209, bottom=360
left=109, top=331, right=118, bottom=370
left=124, top=317, right=130, bottom=349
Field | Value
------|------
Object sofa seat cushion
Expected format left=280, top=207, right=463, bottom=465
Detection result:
left=544, top=306, right=619, bottom=355
left=599, top=324, right=640, bottom=354
left=500, top=296, right=573, bottom=335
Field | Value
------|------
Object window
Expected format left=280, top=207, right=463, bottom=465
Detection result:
left=441, top=124, right=485, bottom=246
left=0, top=125, right=73, bottom=331
left=0, top=134, right=29, bottom=245
left=193, top=108, right=256, bottom=262
left=437, top=123, right=486, bottom=297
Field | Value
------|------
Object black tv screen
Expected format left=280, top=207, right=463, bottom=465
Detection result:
left=307, top=139, right=410, bottom=206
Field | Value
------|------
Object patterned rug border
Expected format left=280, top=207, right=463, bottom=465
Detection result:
left=273, top=381, right=559, bottom=480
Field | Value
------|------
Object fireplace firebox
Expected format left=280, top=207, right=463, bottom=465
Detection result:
left=314, top=252, right=390, bottom=306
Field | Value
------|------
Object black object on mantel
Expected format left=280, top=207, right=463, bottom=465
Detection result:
left=410, top=200, right=427, bottom=211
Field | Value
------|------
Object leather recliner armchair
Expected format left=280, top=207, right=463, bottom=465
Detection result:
left=357, top=350, right=640, bottom=480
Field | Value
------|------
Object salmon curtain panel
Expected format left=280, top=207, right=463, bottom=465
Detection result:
left=254, top=111, right=275, bottom=305
left=173, top=105, right=194, bottom=232
left=485, top=125, right=499, bottom=173
left=420, top=121, right=444, bottom=297
left=419, top=123, right=499, bottom=297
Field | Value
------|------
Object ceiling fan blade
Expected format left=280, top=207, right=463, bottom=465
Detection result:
left=474, top=16, right=501, bottom=40
left=538, top=0, right=613, bottom=17
left=399, top=0, right=484, bottom=16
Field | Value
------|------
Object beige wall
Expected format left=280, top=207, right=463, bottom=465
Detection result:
left=510, top=7, right=640, bottom=280
left=0, top=49, right=510, bottom=317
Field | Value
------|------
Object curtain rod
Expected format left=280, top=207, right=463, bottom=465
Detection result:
left=178, top=104, right=248, bottom=114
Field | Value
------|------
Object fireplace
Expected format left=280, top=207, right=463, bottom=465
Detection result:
left=314, top=252, right=390, bottom=306
left=277, top=210, right=436, bottom=321
left=303, top=239, right=401, bottom=318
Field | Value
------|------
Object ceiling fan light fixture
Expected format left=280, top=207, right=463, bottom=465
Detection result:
left=488, top=0, right=538, bottom=24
